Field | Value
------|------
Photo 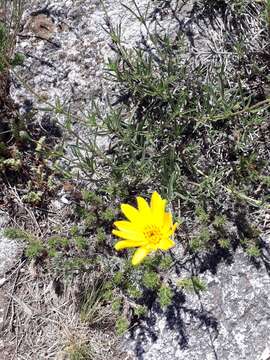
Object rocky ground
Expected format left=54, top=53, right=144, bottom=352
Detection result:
left=127, top=245, right=270, bottom=360
left=1, top=0, right=270, bottom=359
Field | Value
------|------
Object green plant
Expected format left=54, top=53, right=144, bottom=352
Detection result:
left=177, top=276, right=207, bottom=293
left=0, top=0, right=24, bottom=71
left=158, top=284, right=173, bottom=309
left=67, top=343, right=96, bottom=360
left=159, top=255, right=173, bottom=270
left=1, top=158, right=21, bottom=171
left=51, top=1, right=268, bottom=274
left=126, top=285, right=143, bottom=299
left=74, top=236, right=88, bottom=250
left=246, top=245, right=261, bottom=257
left=115, top=316, right=129, bottom=335
left=111, top=297, right=122, bottom=313
left=264, top=0, right=270, bottom=31
left=80, top=279, right=108, bottom=324
left=100, top=207, right=115, bottom=222
left=3, top=227, right=30, bottom=240
left=83, top=213, right=97, bottom=228
left=142, top=271, right=160, bottom=290
left=213, top=215, right=226, bottom=227
left=134, top=304, right=147, bottom=317
left=96, top=228, right=106, bottom=243
left=195, top=206, right=209, bottom=223
left=3, top=227, right=46, bottom=259
left=70, top=225, right=79, bottom=236
left=190, top=228, right=211, bottom=252
left=81, top=189, right=102, bottom=205
left=63, top=258, right=95, bottom=273
left=47, top=236, right=69, bottom=257
left=22, top=191, right=43, bottom=205
left=25, top=240, right=45, bottom=259
left=112, top=271, right=125, bottom=287
left=218, top=238, right=231, bottom=249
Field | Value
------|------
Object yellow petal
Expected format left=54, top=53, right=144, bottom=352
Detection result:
left=150, top=191, right=162, bottom=209
left=136, top=196, right=151, bottom=218
left=115, top=240, right=143, bottom=250
left=150, top=191, right=166, bottom=225
left=131, top=247, right=150, bottom=265
left=114, top=220, right=141, bottom=232
left=112, top=229, right=145, bottom=242
left=159, top=237, right=175, bottom=250
left=168, top=223, right=178, bottom=236
left=163, top=212, right=173, bottom=229
left=121, top=204, right=140, bottom=223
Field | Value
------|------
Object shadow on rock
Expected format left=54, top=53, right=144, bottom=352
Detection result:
left=129, top=286, right=218, bottom=360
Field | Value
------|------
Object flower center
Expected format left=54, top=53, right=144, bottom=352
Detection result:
left=143, top=224, right=162, bottom=245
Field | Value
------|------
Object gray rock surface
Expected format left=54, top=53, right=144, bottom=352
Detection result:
left=0, top=212, right=22, bottom=277
left=126, top=247, right=270, bottom=360
left=0, top=235, right=21, bottom=277
left=11, top=0, right=153, bottom=117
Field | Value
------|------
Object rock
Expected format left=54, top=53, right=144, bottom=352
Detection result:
left=0, top=234, right=23, bottom=277
left=258, top=346, right=270, bottom=360
left=125, top=249, right=270, bottom=360
left=0, top=212, right=23, bottom=277
left=25, top=14, right=56, bottom=40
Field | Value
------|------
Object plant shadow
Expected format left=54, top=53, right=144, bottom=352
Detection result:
left=128, top=283, right=219, bottom=360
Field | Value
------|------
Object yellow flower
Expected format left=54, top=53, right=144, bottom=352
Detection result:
left=113, top=191, right=178, bottom=265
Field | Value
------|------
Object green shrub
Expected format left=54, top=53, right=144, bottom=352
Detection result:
left=158, top=285, right=173, bottom=309
left=115, top=316, right=129, bottom=335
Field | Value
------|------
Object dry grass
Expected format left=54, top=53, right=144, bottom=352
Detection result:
left=0, top=263, right=132, bottom=360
